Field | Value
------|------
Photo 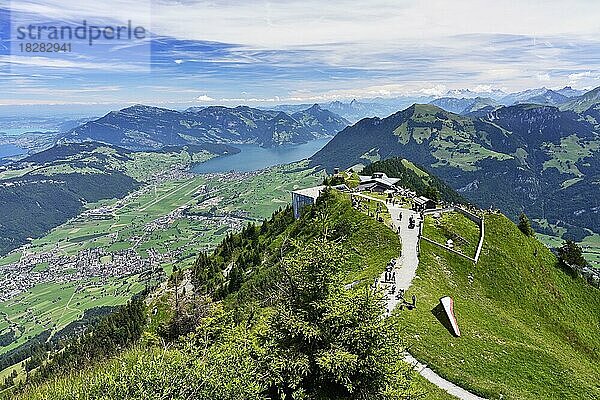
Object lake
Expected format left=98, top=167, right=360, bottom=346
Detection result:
left=192, top=138, right=331, bottom=173
left=0, top=144, right=26, bottom=158
left=0, top=128, right=53, bottom=136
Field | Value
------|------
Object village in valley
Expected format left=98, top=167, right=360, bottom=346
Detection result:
left=0, top=172, right=254, bottom=303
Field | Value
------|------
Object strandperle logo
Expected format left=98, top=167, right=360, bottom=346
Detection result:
left=15, top=20, right=147, bottom=46
left=5, top=10, right=152, bottom=70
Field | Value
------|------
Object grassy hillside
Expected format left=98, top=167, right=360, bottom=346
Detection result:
left=8, top=187, right=599, bottom=399
left=9, top=191, right=449, bottom=399
left=397, top=213, right=600, bottom=399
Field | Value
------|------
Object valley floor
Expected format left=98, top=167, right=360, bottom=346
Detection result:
left=0, top=162, right=324, bottom=360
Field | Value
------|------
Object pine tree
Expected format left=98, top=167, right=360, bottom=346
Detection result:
left=518, top=212, right=535, bottom=237
left=227, top=264, right=244, bottom=294
left=558, top=240, right=587, bottom=268
left=260, top=239, right=412, bottom=399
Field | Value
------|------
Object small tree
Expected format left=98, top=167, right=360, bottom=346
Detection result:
left=557, top=240, right=587, bottom=268
left=518, top=212, right=535, bottom=237
left=260, top=239, right=412, bottom=399
left=227, top=263, right=244, bottom=294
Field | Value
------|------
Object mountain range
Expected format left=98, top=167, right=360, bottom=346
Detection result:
left=54, top=87, right=592, bottom=149
left=310, top=86, right=600, bottom=241
left=269, top=97, right=434, bottom=123
left=60, top=104, right=349, bottom=149
left=429, top=87, right=589, bottom=116
left=429, top=96, right=499, bottom=115
left=267, top=86, right=588, bottom=122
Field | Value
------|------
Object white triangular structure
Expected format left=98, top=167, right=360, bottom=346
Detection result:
left=440, top=296, right=461, bottom=337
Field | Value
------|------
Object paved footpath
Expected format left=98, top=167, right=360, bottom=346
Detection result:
left=363, top=196, right=485, bottom=400
left=379, top=205, right=421, bottom=315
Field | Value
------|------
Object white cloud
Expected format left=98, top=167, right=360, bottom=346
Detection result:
left=11, top=1, right=600, bottom=49
left=6, top=0, right=600, bottom=105
left=151, top=1, right=600, bottom=49
left=418, top=85, right=447, bottom=97
left=473, top=85, right=493, bottom=93
left=0, top=55, right=146, bottom=72
left=537, top=72, right=551, bottom=81
left=568, top=71, right=599, bottom=82
left=195, top=94, right=215, bottom=101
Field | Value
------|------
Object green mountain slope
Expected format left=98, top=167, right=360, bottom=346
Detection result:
left=398, top=213, right=600, bottom=399
left=560, top=86, right=600, bottom=113
left=6, top=181, right=599, bottom=399
left=309, top=102, right=600, bottom=244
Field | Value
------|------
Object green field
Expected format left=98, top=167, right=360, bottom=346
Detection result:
left=542, top=135, right=600, bottom=178
left=422, top=212, right=481, bottom=258
left=537, top=230, right=600, bottom=268
left=397, top=214, right=600, bottom=399
left=580, top=233, right=600, bottom=266
left=0, top=276, right=151, bottom=356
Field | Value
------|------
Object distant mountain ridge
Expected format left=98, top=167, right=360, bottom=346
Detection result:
left=515, top=89, right=569, bottom=106
left=560, top=86, right=600, bottom=112
left=556, top=86, right=586, bottom=98
left=429, top=96, right=499, bottom=115
left=269, top=97, right=435, bottom=123
left=60, top=104, right=349, bottom=149
left=310, top=88, right=600, bottom=240
left=266, top=86, right=591, bottom=123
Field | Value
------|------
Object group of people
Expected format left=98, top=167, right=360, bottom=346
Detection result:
left=384, top=196, right=402, bottom=206
left=383, top=259, right=396, bottom=283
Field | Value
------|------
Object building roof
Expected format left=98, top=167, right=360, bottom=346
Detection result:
left=414, top=196, right=434, bottom=205
left=357, top=173, right=400, bottom=188
left=357, top=182, right=394, bottom=192
left=331, top=184, right=349, bottom=191
left=292, top=185, right=326, bottom=199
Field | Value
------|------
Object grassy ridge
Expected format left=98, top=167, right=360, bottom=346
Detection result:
left=397, top=213, right=600, bottom=399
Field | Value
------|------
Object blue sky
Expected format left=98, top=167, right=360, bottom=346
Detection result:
left=2, top=0, right=600, bottom=115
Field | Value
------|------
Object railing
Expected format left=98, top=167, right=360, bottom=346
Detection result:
left=422, top=206, right=485, bottom=264
left=421, top=236, right=476, bottom=262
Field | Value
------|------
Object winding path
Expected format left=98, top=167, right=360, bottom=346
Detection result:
left=362, top=195, right=485, bottom=400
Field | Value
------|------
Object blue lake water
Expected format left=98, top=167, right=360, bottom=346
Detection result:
left=0, top=128, right=52, bottom=136
left=192, top=138, right=331, bottom=173
left=0, top=144, right=26, bottom=158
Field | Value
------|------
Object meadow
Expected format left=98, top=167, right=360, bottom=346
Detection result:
left=421, top=212, right=481, bottom=258
left=396, top=214, right=600, bottom=399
